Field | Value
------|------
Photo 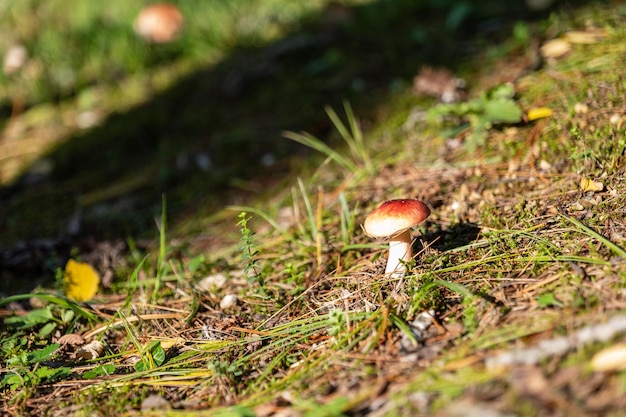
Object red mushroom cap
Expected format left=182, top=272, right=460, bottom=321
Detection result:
left=363, top=199, right=430, bottom=238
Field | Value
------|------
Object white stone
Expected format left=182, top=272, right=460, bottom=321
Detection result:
left=220, top=294, right=238, bottom=309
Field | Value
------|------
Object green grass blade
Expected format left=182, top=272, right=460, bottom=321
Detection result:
left=341, top=100, right=372, bottom=172
left=325, top=105, right=358, bottom=157
left=152, top=194, right=168, bottom=303
left=560, top=213, right=626, bottom=259
left=283, top=130, right=358, bottom=173
left=0, top=293, right=99, bottom=322
left=297, top=177, right=317, bottom=242
left=339, top=192, right=350, bottom=245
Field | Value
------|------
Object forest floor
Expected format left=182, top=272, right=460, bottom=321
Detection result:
left=2, top=1, right=626, bottom=416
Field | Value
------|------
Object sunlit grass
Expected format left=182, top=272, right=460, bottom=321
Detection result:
left=284, top=101, right=374, bottom=177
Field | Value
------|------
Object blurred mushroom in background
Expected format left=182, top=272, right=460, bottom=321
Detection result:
left=3, top=44, right=28, bottom=76
left=133, top=3, right=184, bottom=43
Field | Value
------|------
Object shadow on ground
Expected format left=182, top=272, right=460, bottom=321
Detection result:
left=425, top=222, right=482, bottom=253
left=0, top=0, right=563, bottom=290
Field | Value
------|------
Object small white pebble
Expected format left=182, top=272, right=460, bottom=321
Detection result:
left=538, top=159, right=552, bottom=172
left=574, top=103, right=589, bottom=114
left=197, top=273, right=227, bottom=291
left=610, top=114, right=622, bottom=127
left=220, top=294, right=238, bottom=309
left=141, top=394, right=171, bottom=411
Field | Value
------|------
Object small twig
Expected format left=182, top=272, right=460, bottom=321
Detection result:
left=82, top=313, right=183, bottom=340
left=486, top=313, right=626, bottom=369
left=520, top=273, right=562, bottom=294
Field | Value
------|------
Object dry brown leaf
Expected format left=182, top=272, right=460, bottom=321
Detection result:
left=75, top=340, right=104, bottom=361
left=413, top=66, right=466, bottom=103
left=57, top=333, right=85, bottom=346
left=580, top=177, right=604, bottom=193
left=564, top=29, right=607, bottom=44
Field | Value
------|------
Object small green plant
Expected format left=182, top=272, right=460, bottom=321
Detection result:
left=3, top=305, right=73, bottom=339
left=537, top=292, right=564, bottom=308
left=2, top=343, right=71, bottom=391
left=115, top=311, right=166, bottom=373
left=283, top=262, right=307, bottom=295
left=82, top=364, right=116, bottom=379
left=427, top=83, right=523, bottom=150
left=134, top=341, right=166, bottom=372
left=237, top=212, right=264, bottom=289
left=328, top=309, right=347, bottom=337
left=210, top=358, right=244, bottom=379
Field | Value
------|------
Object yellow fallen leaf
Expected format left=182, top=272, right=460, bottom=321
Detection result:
left=160, top=337, right=186, bottom=350
left=527, top=107, right=553, bottom=121
left=580, top=177, right=604, bottom=193
left=64, top=259, right=99, bottom=302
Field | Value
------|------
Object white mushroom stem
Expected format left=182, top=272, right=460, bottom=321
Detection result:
left=385, top=229, right=413, bottom=277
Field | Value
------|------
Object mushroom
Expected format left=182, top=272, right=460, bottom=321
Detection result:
left=363, top=199, right=431, bottom=277
left=133, top=3, right=184, bottom=44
